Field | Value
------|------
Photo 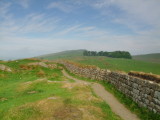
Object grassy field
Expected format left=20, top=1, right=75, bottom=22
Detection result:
left=0, top=59, right=122, bottom=120
left=66, top=56, right=160, bottom=75
left=133, top=53, right=160, bottom=63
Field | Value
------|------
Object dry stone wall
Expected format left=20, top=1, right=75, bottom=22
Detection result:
left=59, top=61, right=160, bottom=113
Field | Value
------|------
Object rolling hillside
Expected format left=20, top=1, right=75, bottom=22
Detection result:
left=37, top=49, right=85, bottom=60
left=36, top=50, right=160, bottom=75
left=133, top=53, right=160, bottom=63
left=0, top=59, right=123, bottom=120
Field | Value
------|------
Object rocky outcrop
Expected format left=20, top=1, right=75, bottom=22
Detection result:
left=28, top=62, right=48, bottom=68
left=27, top=62, right=57, bottom=69
left=0, top=64, right=12, bottom=72
left=59, top=60, right=160, bottom=113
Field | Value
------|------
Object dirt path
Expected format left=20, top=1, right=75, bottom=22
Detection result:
left=62, top=70, right=140, bottom=120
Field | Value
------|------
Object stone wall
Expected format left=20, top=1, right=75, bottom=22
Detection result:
left=59, top=61, right=160, bottom=113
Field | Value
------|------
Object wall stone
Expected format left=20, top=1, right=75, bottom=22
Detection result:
left=59, top=61, right=160, bottom=113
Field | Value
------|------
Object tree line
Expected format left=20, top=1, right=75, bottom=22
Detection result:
left=83, top=50, right=132, bottom=59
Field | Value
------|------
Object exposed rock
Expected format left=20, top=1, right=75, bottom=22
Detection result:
left=0, top=97, right=8, bottom=102
left=0, top=64, right=12, bottom=72
left=47, top=64, right=57, bottom=69
left=27, top=91, right=37, bottom=94
left=133, top=83, right=138, bottom=89
left=155, top=91, right=160, bottom=100
left=28, top=62, right=48, bottom=68
left=47, top=97, right=59, bottom=100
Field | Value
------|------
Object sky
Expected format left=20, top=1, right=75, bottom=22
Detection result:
left=0, top=0, right=160, bottom=60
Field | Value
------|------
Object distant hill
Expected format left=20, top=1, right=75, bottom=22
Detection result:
left=36, top=49, right=85, bottom=60
left=133, top=53, right=160, bottom=63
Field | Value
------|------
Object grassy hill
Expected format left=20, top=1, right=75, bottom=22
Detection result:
left=36, top=50, right=160, bottom=75
left=133, top=53, right=160, bottom=63
left=37, top=49, right=85, bottom=60
left=0, top=59, right=122, bottom=120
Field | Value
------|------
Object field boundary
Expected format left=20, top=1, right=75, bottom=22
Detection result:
left=62, top=70, right=140, bottom=120
left=58, top=60, right=160, bottom=114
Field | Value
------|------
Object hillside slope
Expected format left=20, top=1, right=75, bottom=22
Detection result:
left=36, top=50, right=160, bottom=75
left=37, top=49, right=85, bottom=60
left=0, top=59, right=122, bottom=120
left=133, top=53, right=160, bottom=63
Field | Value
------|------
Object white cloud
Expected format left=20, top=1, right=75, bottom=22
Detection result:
left=56, top=25, right=82, bottom=35
left=0, top=9, right=59, bottom=38
left=16, top=0, right=30, bottom=8
left=17, top=13, right=59, bottom=33
left=115, top=0, right=160, bottom=25
left=93, top=0, right=114, bottom=8
left=47, top=1, right=73, bottom=13
left=55, top=24, right=108, bottom=39
left=91, top=0, right=160, bottom=33
left=0, top=2, right=12, bottom=19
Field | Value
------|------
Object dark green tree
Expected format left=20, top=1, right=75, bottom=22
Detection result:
left=83, top=50, right=132, bottom=59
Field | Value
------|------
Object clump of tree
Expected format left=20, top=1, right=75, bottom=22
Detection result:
left=83, top=50, right=132, bottom=59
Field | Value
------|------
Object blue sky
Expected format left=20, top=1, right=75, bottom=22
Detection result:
left=0, top=0, right=160, bottom=60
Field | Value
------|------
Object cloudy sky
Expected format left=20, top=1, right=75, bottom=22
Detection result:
left=0, top=0, right=160, bottom=60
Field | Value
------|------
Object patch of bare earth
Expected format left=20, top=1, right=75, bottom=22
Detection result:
left=78, top=106, right=104, bottom=120
left=53, top=105, right=83, bottom=120
left=0, top=64, right=12, bottom=72
left=35, top=98, right=104, bottom=120
left=0, top=73, right=6, bottom=78
left=17, top=78, right=47, bottom=92
left=62, top=82, right=89, bottom=90
left=0, top=97, right=8, bottom=102
left=62, top=82, right=102, bottom=102
left=27, top=91, right=37, bottom=94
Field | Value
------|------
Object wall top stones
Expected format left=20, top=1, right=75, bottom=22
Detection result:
left=128, top=71, right=160, bottom=83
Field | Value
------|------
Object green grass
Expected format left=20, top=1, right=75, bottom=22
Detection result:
left=94, top=101, right=122, bottom=120
left=62, top=66, right=160, bottom=120
left=133, top=53, right=160, bottom=63
left=0, top=59, right=122, bottom=120
left=0, top=59, right=71, bottom=119
left=0, top=60, right=71, bottom=116
left=69, top=56, right=160, bottom=75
